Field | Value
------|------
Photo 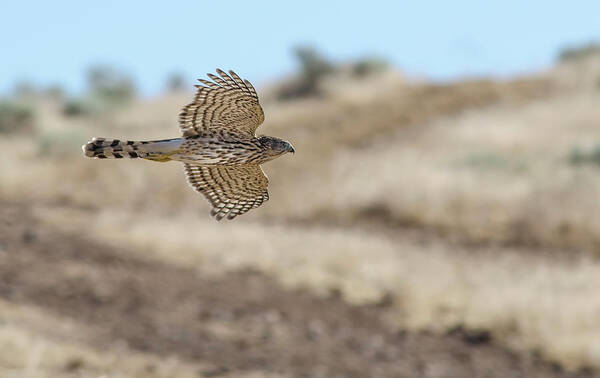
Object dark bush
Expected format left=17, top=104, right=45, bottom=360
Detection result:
left=277, top=46, right=335, bottom=100
left=352, top=56, right=389, bottom=77
left=568, top=145, right=600, bottom=167
left=558, top=42, right=600, bottom=62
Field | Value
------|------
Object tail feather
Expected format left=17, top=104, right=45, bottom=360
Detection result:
left=82, top=138, right=145, bottom=159
left=82, top=137, right=182, bottom=161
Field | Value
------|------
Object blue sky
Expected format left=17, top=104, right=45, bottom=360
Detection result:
left=2, top=1, right=599, bottom=96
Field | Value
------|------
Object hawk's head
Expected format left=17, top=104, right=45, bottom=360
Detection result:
left=258, top=136, right=295, bottom=158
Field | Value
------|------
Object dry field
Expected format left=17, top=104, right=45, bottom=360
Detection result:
left=1, top=57, right=600, bottom=377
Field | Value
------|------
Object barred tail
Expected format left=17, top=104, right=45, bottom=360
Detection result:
left=82, top=137, right=183, bottom=161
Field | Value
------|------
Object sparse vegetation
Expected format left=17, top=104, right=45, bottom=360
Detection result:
left=276, top=49, right=391, bottom=100
left=295, top=46, right=334, bottom=88
left=0, top=100, right=34, bottom=134
left=351, top=56, right=389, bottom=77
left=62, top=65, right=137, bottom=117
left=558, top=41, right=600, bottom=62
left=87, top=64, right=136, bottom=106
left=569, top=144, right=600, bottom=167
left=277, top=46, right=335, bottom=99
left=62, top=99, right=94, bottom=117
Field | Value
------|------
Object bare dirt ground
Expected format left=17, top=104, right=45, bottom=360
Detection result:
left=0, top=202, right=596, bottom=378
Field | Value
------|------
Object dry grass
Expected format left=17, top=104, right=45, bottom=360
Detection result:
left=32, top=205, right=600, bottom=370
left=2, top=60, right=600, bottom=373
left=285, top=91, right=600, bottom=252
left=0, top=301, right=231, bottom=378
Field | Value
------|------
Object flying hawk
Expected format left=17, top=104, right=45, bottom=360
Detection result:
left=83, top=69, right=294, bottom=220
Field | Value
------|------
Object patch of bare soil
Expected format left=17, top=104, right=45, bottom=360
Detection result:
left=0, top=202, right=596, bottom=378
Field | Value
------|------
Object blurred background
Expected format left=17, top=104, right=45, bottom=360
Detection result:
left=1, top=1, right=600, bottom=377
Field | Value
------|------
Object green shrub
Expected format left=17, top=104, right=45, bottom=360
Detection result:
left=558, top=42, right=600, bottom=62
left=0, top=101, right=34, bottom=134
left=568, top=145, right=600, bottom=166
left=351, top=56, right=389, bottom=77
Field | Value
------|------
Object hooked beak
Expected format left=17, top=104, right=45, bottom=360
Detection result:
left=287, top=145, right=295, bottom=154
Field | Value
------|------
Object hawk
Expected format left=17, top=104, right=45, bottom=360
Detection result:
left=82, top=69, right=294, bottom=220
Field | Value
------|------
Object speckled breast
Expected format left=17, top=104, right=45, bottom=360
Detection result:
left=174, top=132, right=265, bottom=165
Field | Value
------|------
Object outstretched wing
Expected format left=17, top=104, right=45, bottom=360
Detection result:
left=178, top=69, right=264, bottom=137
left=184, top=163, right=269, bottom=220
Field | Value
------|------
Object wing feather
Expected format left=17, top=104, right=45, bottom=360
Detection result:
left=197, top=78, right=222, bottom=89
left=243, top=79, right=258, bottom=97
left=179, top=69, right=264, bottom=137
left=206, top=73, right=228, bottom=87
left=184, top=163, right=269, bottom=220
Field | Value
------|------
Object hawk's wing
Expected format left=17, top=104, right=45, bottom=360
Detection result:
left=184, top=163, right=269, bottom=220
left=178, top=69, right=264, bottom=137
